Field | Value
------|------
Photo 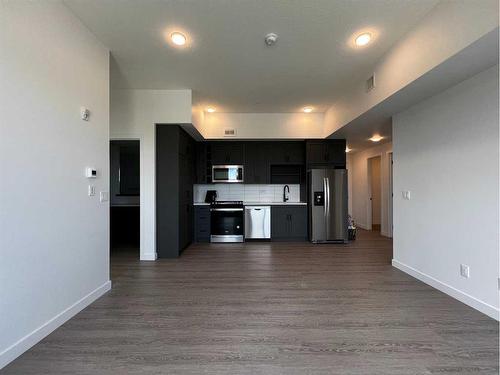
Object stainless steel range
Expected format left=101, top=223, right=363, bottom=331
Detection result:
left=210, top=201, right=244, bottom=243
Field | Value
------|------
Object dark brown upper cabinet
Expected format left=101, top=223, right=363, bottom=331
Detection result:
left=210, top=142, right=245, bottom=165
left=270, top=141, right=305, bottom=164
left=306, top=139, right=346, bottom=167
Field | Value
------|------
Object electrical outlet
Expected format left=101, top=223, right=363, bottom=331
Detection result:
left=460, top=264, right=470, bottom=279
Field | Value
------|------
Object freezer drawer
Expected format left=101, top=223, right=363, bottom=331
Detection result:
left=245, top=206, right=271, bottom=239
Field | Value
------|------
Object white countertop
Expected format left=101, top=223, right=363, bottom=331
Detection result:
left=193, top=202, right=307, bottom=206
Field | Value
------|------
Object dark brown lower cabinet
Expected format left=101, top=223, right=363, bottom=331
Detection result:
left=271, top=205, right=308, bottom=241
left=194, top=206, right=211, bottom=242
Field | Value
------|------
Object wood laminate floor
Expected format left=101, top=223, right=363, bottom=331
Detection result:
left=3, top=230, right=498, bottom=374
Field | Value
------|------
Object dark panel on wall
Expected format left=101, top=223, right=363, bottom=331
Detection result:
left=156, top=126, right=180, bottom=258
left=156, top=125, right=196, bottom=258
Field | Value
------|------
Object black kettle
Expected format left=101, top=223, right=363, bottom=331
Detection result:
left=205, top=190, right=217, bottom=203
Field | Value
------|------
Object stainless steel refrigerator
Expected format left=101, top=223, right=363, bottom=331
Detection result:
left=308, top=169, right=348, bottom=243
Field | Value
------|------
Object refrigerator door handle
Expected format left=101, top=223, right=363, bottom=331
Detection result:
left=323, top=177, right=328, bottom=219
left=325, top=177, right=331, bottom=238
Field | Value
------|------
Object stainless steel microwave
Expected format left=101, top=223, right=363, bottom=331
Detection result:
left=212, top=165, right=244, bottom=183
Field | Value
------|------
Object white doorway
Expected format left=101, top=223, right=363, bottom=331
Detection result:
left=367, top=155, right=382, bottom=232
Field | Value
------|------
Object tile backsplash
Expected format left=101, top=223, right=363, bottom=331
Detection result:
left=194, top=184, right=301, bottom=203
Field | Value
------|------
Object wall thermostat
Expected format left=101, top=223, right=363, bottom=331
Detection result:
left=81, top=107, right=90, bottom=121
left=85, top=167, right=97, bottom=178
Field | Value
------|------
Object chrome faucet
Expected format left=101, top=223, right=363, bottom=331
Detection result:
left=283, top=185, right=290, bottom=202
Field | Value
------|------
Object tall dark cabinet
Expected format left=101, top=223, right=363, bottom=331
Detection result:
left=156, top=125, right=196, bottom=258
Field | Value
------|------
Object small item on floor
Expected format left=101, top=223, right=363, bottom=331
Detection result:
left=348, top=215, right=356, bottom=241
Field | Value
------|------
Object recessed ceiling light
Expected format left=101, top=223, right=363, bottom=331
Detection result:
left=171, top=32, right=187, bottom=46
left=302, top=107, right=313, bottom=113
left=206, top=107, right=216, bottom=113
left=369, top=135, right=383, bottom=142
left=345, top=146, right=352, bottom=153
left=355, top=33, right=371, bottom=47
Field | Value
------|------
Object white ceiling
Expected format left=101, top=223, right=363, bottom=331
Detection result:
left=331, top=29, right=499, bottom=152
left=64, top=0, right=438, bottom=113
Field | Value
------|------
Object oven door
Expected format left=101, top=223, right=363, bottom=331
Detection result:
left=210, top=208, right=244, bottom=242
left=212, top=165, right=244, bottom=183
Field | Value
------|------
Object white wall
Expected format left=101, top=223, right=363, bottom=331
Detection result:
left=203, top=112, right=324, bottom=139
left=323, top=0, right=499, bottom=137
left=0, top=1, right=110, bottom=368
left=349, top=142, right=392, bottom=236
left=110, top=89, right=192, bottom=260
left=392, top=65, right=499, bottom=319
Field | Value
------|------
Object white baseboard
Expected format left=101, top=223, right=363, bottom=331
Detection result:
left=380, top=230, right=392, bottom=238
left=0, top=280, right=112, bottom=369
left=140, top=252, right=157, bottom=261
left=357, top=223, right=369, bottom=230
left=392, top=259, right=499, bottom=321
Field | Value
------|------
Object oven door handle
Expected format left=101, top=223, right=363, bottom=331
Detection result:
left=210, top=208, right=244, bottom=212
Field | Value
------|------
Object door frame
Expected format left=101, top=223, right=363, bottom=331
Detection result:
left=110, top=137, right=143, bottom=260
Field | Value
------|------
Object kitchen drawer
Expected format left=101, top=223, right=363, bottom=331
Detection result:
left=194, top=206, right=211, bottom=242
left=196, top=213, right=210, bottom=222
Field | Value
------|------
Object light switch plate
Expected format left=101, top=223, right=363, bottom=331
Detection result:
left=402, top=190, right=411, bottom=200
left=99, top=191, right=109, bottom=203
left=88, top=185, right=95, bottom=197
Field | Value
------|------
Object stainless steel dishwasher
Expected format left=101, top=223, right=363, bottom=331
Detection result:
left=244, top=206, right=271, bottom=239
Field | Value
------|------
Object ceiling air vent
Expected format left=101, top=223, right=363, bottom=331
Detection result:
left=366, top=74, right=375, bottom=92
left=223, top=128, right=236, bottom=137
